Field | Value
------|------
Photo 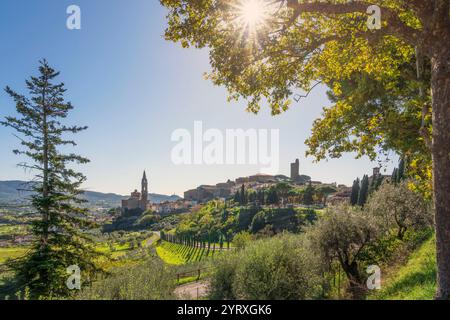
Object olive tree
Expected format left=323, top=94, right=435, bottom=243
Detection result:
left=306, top=203, right=381, bottom=299
left=209, top=233, right=322, bottom=300
left=365, top=181, right=433, bottom=240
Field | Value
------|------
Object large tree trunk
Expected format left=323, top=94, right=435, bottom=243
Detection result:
left=341, top=261, right=366, bottom=300
left=431, top=46, right=450, bottom=300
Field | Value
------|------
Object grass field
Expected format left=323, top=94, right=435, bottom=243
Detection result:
left=0, top=247, right=29, bottom=264
left=373, top=236, right=436, bottom=300
left=156, top=241, right=221, bottom=265
left=0, top=225, right=28, bottom=236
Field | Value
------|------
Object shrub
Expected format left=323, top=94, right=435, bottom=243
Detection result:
left=232, top=231, right=253, bottom=250
left=78, top=258, right=175, bottom=300
left=209, top=234, right=322, bottom=300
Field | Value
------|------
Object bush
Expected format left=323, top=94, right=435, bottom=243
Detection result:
left=138, top=214, right=160, bottom=227
left=209, top=234, right=322, bottom=300
left=232, top=231, right=253, bottom=250
left=78, top=258, right=175, bottom=300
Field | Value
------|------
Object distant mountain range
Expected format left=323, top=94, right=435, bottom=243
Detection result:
left=0, top=180, right=181, bottom=205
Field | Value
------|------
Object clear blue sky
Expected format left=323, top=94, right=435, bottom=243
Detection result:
left=0, top=0, right=397, bottom=196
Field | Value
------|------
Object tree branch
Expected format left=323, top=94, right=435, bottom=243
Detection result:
left=286, top=1, right=422, bottom=47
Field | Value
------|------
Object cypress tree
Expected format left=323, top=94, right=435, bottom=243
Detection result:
left=357, top=175, right=370, bottom=206
left=392, top=168, right=399, bottom=184
left=240, top=184, right=246, bottom=205
left=350, top=178, right=360, bottom=206
left=1, top=60, right=102, bottom=298
left=233, top=190, right=241, bottom=204
left=398, top=158, right=405, bottom=182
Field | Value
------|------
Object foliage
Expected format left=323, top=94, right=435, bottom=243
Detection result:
left=77, top=258, right=175, bottom=300
left=0, top=247, right=29, bottom=264
left=372, top=235, right=436, bottom=300
left=302, top=183, right=314, bottom=206
left=350, top=178, right=360, bottom=206
left=159, top=0, right=450, bottom=298
left=209, top=233, right=322, bottom=300
left=176, top=199, right=317, bottom=243
left=357, top=175, right=369, bottom=207
left=137, top=213, right=161, bottom=227
left=365, top=181, right=433, bottom=240
left=305, top=203, right=381, bottom=299
left=232, top=231, right=253, bottom=250
left=155, top=241, right=217, bottom=265
left=1, top=60, right=103, bottom=299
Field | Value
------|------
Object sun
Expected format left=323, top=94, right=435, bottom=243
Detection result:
left=232, top=0, right=275, bottom=38
left=238, top=0, right=267, bottom=28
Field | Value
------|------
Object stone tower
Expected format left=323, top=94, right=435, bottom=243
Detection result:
left=290, top=159, right=300, bottom=180
left=141, top=170, right=148, bottom=209
left=373, top=167, right=381, bottom=177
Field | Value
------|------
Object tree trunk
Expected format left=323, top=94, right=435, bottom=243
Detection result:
left=431, top=47, right=450, bottom=300
left=341, top=261, right=366, bottom=300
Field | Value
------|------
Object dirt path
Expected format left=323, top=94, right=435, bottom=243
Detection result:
left=174, top=280, right=209, bottom=300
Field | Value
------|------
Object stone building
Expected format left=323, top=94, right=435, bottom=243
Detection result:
left=121, top=171, right=150, bottom=213
left=290, top=159, right=300, bottom=180
left=184, top=180, right=235, bottom=203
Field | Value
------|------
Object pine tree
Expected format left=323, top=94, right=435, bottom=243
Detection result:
left=1, top=60, right=102, bottom=298
left=350, top=178, right=360, bottom=206
left=357, top=175, right=369, bottom=207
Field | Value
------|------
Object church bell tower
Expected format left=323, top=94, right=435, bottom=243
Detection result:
left=141, top=170, right=148, bottom=208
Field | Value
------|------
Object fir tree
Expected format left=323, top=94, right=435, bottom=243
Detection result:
left=1, top=60, right=103, bottom=298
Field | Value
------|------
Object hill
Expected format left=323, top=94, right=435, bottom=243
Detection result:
left=0, top=180, right=181, bottom=205
left=373, top=235, right=436, bottom=300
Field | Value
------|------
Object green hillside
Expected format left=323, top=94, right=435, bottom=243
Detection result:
left=155, top=241, right=219, bottom=265
left=374, top=236, right=436, bottom=300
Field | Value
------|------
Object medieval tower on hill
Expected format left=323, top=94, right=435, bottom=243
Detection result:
left=290, top=159, right=300, bottom=180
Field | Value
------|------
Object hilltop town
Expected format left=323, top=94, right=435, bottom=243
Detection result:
left=118, top=158, right=387, bottom=219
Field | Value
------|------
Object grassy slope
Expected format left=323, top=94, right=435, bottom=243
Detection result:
left=156, top=241, right=218, bottom=265
left=0, top=247, right=29, bottom=264
left=374, top=236, right=436, bottom=300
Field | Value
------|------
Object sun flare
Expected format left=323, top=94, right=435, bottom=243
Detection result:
left=232, top=0, right=276, bottom=38
left=238, top=0, right=267, bottom=27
